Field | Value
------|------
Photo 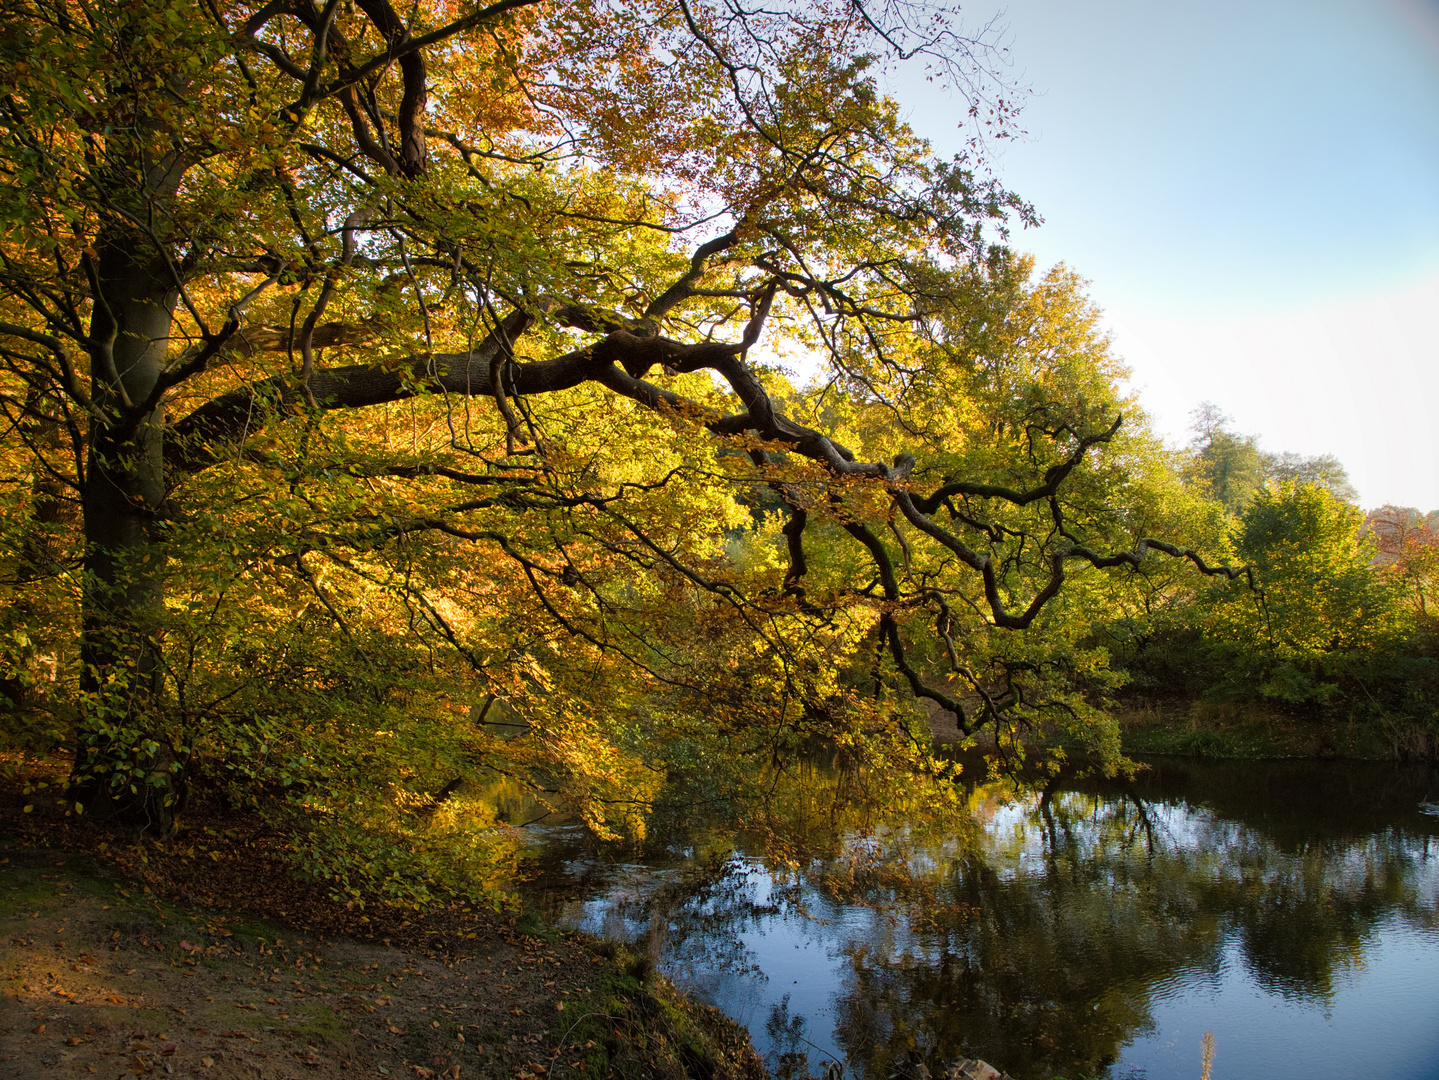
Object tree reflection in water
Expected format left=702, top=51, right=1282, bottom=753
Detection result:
left=524, top=759, right=1439, bottom=1080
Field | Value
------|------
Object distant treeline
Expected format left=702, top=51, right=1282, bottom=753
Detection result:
left=1098, top=405, right=1438, bottom=760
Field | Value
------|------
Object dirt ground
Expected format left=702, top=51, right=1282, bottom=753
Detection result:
left=1, top=848, right=620, bottom=1079
left=0, top=766, right=764, bottom=1080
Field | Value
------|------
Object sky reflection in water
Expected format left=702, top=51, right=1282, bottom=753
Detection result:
left=525, top=759, right=1439, bottom=1080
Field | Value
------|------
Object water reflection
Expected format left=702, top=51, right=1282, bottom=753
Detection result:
left=523, top=759, right=1439, bottom=1080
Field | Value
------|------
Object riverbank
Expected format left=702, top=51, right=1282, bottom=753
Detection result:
left=0, top=770, right=764, bottom=1080
left=1113, top=697, right=1406, bottom=760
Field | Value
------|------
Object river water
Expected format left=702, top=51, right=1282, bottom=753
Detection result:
left=520, top=758, right=1439, bottom=1080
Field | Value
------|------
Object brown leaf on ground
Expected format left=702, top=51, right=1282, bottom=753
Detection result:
left=2, top=761, right=765, bottom=1080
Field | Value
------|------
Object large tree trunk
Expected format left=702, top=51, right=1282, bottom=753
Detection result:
left=72, top=234, right=182, bottom=832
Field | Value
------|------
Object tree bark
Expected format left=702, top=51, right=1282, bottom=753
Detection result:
left=72, top=233, right=182, bottom=831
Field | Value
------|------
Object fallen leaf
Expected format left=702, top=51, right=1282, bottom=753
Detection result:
left=200, top=1058, right=214, bottom=1069
left=33, top=1024, right=46, bottom=1034
left=179, top=941, right=196, bottom=952
left=66, top=1036, right=90, bottom=1046
left=106, top=995, right=126, bottom=1004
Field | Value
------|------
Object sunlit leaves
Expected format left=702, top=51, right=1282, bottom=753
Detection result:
left=0, top=0, right=1245, bottom=897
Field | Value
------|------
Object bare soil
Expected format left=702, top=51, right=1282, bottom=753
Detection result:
left=0, top=763, right=764, bottom=1080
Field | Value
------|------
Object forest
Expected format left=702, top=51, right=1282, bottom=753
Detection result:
left=0, top=0, right=1436, bottom=920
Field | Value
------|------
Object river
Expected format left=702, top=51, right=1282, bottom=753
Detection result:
left=519, top=757, right=1439, bottom=1080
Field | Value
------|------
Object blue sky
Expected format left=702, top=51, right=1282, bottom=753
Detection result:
left=889, top=0, right=1439, bottom=508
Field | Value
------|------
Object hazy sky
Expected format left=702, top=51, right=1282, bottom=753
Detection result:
left=890, top=0, right=1439, bottom=509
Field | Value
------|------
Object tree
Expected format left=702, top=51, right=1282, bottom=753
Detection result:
left=0, top=0, right=1242, bottom=834
left=1367, top=506, right=1439, bottom=624
left=1266, top=451, right=1357, bottom=505
left=1185, top=404, right=1268, bottom=511
left=1185, top=404, right=1358, bottom=511
left=1235, top=484, right=1389, bottom=655
left=1194, top=482, right=1398, bottom=709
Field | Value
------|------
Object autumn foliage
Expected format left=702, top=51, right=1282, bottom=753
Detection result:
left=0, top=0, right=1428, bottom=908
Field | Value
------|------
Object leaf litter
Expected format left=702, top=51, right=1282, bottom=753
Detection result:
left=1, top=796, right=761, bottom=1080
